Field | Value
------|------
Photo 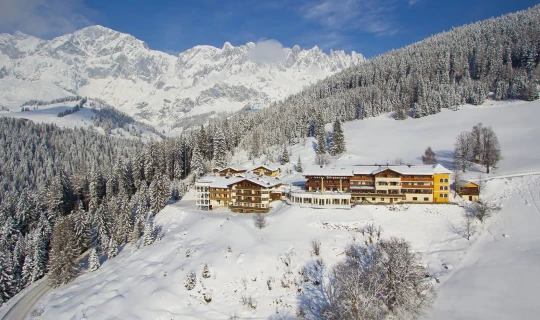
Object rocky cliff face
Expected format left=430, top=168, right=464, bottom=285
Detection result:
left=0, top=25, right=365, bottom=127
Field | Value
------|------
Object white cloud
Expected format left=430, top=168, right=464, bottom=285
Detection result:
left=0, top=0, right=96, bottom=38
left=300, top=0, right=400, bottom=35
left=247, top=39, right=287, bottom=65
left=409, top=0, right=422, bottom=5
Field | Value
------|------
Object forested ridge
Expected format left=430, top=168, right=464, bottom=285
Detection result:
left=1, top=5, right=539, bottom=305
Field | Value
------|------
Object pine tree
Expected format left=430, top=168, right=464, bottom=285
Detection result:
left=129, top=221, right=141, bottom=252
left=142, top=218, right=155, bottom=247
left=0, top=252, right=16, bottom=304
left=296, top=157, right=303, bottom=173
left=329, top=119, right=346, bottom=156
left=48, top=219, right=79, bottom=287
left=88, top=247, right=100, bottom=272
left=107, top=238, right=118, bottom=259
left=190, top=144, right=205, bottom=178
left=150, top=172, right=169, bottom=214
left=213, top=127, right=227, bottom=168
left=281, top=146, right=290, bottom=164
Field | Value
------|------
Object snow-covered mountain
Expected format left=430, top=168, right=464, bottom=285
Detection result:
left=0, top=26, right=365, bottom=127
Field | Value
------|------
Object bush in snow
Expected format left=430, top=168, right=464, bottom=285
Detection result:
left=299, top=237, right=435, bottom=320
left=472, top=199, right=500, bottom=223
left=184, top=272, right=196, bottom=290
left=241, top=295, right=257, bottom=309
left=202, top=264, right=211, bottom=279
left=88, top=248, right=100, bottom=272
left=203, top=290, right=213, bottom=303
left=253, top=213, right=267, bottom=229
left=311, top=239, right=321, bottom=256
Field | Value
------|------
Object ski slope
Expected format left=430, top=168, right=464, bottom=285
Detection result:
left=16, top=99, right=540, bottom=319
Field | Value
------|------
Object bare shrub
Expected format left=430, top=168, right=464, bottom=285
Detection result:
left=253, top=213, right=267, bottom=229
left=299, top=238, right=435, bottom=320
left=311, top=239, right=321, bottom=256
left=241, top=295, right=257, bottom=309
left=463, top=214, right=476, bottom=241
left=472, top=199, right=500, bottom=223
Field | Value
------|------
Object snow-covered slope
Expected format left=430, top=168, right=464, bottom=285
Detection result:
left=0, top=98, right=162, bottom=141
left=0, top=26, right=365, bottom=127
left=27, top=99, right=540, bottom=319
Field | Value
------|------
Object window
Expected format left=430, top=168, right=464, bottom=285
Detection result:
left=444, top=186, right=449, bottom=190
left=440, top=186, right=444, bottom=190
left=444, top=179, right=449, bottom=183
left=444, top=194, right=448, bottom=198
left=394, top=198, right=398, bottom=201
left=372, top=197, right=376, bottom=201
left=381, top=198, right=385, bottom=201
left=439, top=179, right=444, bottom=183
left=424, top=197, right=429, bottom=201
left=413, top=197, right=418, bottom=201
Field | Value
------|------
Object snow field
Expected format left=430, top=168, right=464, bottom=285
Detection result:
left=37, top=200, right=470, bottom=320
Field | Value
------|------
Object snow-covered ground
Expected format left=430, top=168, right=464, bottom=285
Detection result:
left=22, top=99, right=540, bottom=319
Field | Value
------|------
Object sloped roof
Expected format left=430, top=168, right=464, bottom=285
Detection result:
left=252, top=165, right=280, bottom=172
left=304, top=164, right=451, bottom=177
left=229, top=178, right=282, bottom=188
left=303, top=165, right=355, bottom=177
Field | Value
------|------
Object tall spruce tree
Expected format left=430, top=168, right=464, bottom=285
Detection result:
left=329, top=119, right=346, bottom=156
left=213, top=127, right=227, bottom=168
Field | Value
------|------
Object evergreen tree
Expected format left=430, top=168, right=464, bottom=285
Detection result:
left=150, top=172, right=169, bottom=214
left=213, top=127, right=227, bottom=168
left=281, top=146, right=290, bottom=164
left=329, top=119, right=346, bottom=156
left=48, top=219, right=79, bottom=287
left=107, top=238, right=118, bottom=259
left=296, top=157, right=303, bottom=173
left=88, top=247, right=100, bottom=272
left=142, top=218, right=155, bottom=247
left=0, top=252, right=16, bottom=304
left=190, top=144, right=205, bottom=177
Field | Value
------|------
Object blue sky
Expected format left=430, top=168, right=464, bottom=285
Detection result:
left=0, top=0, right=538, bottom=58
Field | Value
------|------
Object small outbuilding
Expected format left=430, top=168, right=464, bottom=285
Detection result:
left=458, top=181, right=480, bottom=201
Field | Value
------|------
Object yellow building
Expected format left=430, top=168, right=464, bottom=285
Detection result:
left=301, top=164, right=451, bottom=205
left=252, top=165, right=280, bottom=177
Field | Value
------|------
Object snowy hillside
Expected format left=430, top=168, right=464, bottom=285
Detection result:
left=0, top=26, right=365, bottom=128
left=0, top=98, right=162, bottom=141
left=26, top=99, right=540, bottom=319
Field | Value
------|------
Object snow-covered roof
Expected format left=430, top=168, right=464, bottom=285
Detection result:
left=252, top=165, right=280, bottom=172
left=304, top=164, right=451, bottom=177
left=195, top=176, right=244, bottom=188
left=367, top=164, right=451, bottom=175
left=303, top=165, right=355, bottom=177
left=217, top=166, right=247, bottom=173
left=243, top=178, right=282, bottom=188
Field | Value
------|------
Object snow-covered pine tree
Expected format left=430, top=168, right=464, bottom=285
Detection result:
left=190, top=144, right=205, bottom=178
left=281, top=146, right=290, bottom=164
left=0, top=252, right=16, bottom=305
left=88, top=247, right=100, bottom=272
left=296, top=157, right=303, bottom=173
left=149, top=172, right=170, bottom=214
left=329, top=119, right=346, bottom=156
left=142, top=218, right=155, bottom=247
left=213, top=127, right=227, bottom=168
left=107, top=238, right=118, bottom=259
left=48, top=218, right=79, bottom=287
